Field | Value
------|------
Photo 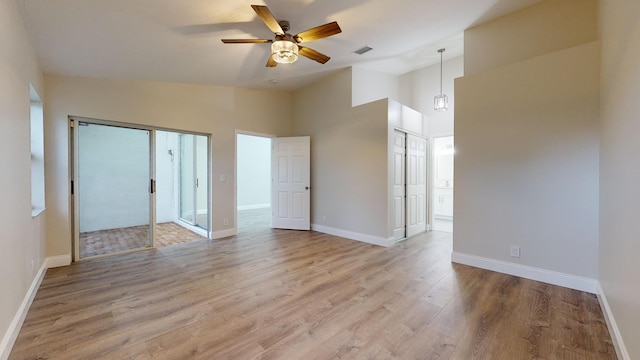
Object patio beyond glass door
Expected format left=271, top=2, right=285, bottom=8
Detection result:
left=179, top=134, right=209, bottom=230
left=75, top=121, right=153, bottom=259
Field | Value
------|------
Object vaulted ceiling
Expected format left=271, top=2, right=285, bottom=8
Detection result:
left=17, top=0, right=541, bottom=90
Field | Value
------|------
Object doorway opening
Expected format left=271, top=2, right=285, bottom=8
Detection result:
left=432, top=135, right=454, bottom=233
left=71, top=117, right=211, bottom=261
left=236, top=133, right=272, bottom=233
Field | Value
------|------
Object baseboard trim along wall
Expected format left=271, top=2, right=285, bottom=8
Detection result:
left=311, top=224, right=394, bottom=247
left=451, top=252, right=598, bottom=294
left=211, top=228, right=236, bottom=239
left=597, top=283, right=631, bottom=360
left=46, top=254, right=72, bottom=268
left=237, top=204, right=270, bottom=211
left=0, top=259, right=48, bottom=360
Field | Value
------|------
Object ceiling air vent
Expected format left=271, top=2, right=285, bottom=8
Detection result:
left=354, top=46, right=373, bottom=55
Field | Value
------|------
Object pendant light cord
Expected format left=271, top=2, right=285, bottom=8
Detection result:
left=438, top=48, right=445, bottom=95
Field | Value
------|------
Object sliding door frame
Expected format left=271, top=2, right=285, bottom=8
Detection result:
left=178, top=133, right=210, bottom=231
left=69, top=116, right=212, bottom=262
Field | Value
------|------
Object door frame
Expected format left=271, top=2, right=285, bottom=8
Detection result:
left=69, top=116, right=212, bottom=262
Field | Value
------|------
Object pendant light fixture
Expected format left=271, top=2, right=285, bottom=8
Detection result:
left=434, top=48, right=448, bottom=112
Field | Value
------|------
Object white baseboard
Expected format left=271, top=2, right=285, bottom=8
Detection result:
left=0, top=260, right=48, bottom=360
left=451, top=252, right=598, bottom=294
left=211, top=228, right=236, bottom=239
left=597, top=283, right=631, bottom=360
left=46, top=254, right=71, bottom=268
left=175, top=220, right=208, bottom=238
left=237, top=204, right=270, bottom=211
left=311, top=224, right=394, bottom=247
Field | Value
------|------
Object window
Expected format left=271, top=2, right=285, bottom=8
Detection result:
left=30, top=85, right=45, bottom=216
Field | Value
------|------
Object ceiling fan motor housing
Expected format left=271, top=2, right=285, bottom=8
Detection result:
left=278, top=20, right=291, bottom=33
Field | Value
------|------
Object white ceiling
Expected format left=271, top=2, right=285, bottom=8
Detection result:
left=17, top=0, right=541, bottom=90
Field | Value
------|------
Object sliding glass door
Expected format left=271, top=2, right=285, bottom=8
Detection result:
left=71, top=119, right=211, bottom=261
left=74, top=120, right=153, bottom=259
left=179, top=134, right=209, bottom=230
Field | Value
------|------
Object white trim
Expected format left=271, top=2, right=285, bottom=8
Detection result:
left=175, top=220, right=208, bottom=238
left=46, top=254, right=72, bottom=268
left=237, top=204, right=270, bottom=211
left=311, top=224, right=394, bottom=247
left=211, top=228, right=236, bottom=239
left=31, top=207, right=46, bottom=218
left=597, top=283, right=631, bottom=360
left=451, top=252, right=598, bottom=294
left=0, top=260, right=47, bottom=360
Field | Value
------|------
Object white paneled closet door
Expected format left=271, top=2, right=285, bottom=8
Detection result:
left=392, top=131, right=406, bottom=241
left=406, top=134, right=427, bottom=237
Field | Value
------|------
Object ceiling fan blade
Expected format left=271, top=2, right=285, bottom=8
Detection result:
left=294, top=22, right=341, bottom=43
left=221, top=39, right=272, bottom=44
left=251, top=5, right=284, bottom=35
left=299, top=46, right=330, bottom=64
left=266, top=56, right=278, bottom=67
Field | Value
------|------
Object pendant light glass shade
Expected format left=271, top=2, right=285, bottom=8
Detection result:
left=434, top=48, right=448, bottom=112
left=271, top=40, right=299, bottom=64
left=434, top=94, right=448, bottom=112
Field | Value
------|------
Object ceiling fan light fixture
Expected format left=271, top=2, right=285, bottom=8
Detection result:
left=271, top=40, right=299, bottom=64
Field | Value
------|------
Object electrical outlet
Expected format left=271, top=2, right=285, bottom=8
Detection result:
left=510, top=245, right=520, bottom=258
left=219, top=175, right=226, bottom=182
left=223, top=218, right=229, bottom=226
left=322, top=215, right=326, bottom=223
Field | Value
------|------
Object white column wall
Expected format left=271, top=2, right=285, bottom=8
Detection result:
left=599, top=0, right=640, bottom=358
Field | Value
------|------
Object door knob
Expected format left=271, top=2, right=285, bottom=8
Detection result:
left=305, top=186, right=309, bottom=190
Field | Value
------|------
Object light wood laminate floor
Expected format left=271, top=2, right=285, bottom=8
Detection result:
left=11, top=228, right=615, bottom=359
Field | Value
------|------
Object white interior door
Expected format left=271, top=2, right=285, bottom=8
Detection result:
left=406, top=134, right=427, bottom=237
left=271, top=136, right=310, bottom=230
left=392, top=131, right=406, bottom=240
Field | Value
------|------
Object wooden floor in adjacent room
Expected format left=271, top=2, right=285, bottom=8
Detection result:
left=11, top=226, right=616, bottom=359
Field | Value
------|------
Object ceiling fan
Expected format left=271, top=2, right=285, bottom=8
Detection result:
left=221, top=5, right=342, bottom=67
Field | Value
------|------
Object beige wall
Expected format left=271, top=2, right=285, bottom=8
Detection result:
left=351, top=67, right=400, bottom=107
left=293, top=69, right=390, bottom=242
left=44, top=75, right=293, bottom=257
left=0, top=0, right=46, bottom=354
left=455, top=0, right=600, bottom=283
left=399, top=55, right=463, bottom=136
left=455, top=41, right=600, bottom=277
left=464, top=0, right=597, bottom=76
left=599, top=0, right=640, bottom=358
